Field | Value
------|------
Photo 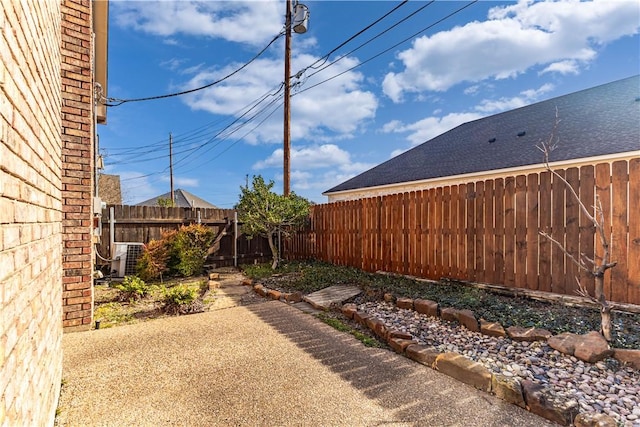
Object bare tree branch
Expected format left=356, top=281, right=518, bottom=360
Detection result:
left=536, top=109, right=616, bottom=341
left=539, top=230, right=591, bottom=273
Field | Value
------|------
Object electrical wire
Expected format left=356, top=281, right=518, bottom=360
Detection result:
left=104, top=82, right=285, bottom=168
left=295, top=0, right=478, bottom=96
left=117, top=88, right=285, bottom=182
left=304, top=1, right=435, bottom=80
left=102, top=30, right=285, bottom=106
left=107, top=0, right=478, bottom=182
left=303, top=1, right=409, bottom=72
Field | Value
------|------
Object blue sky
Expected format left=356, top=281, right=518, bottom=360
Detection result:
left=100, top=0, right=640, bottom=207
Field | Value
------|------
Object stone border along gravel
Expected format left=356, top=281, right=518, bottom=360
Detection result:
left=245, top=279, right=640, bottom=427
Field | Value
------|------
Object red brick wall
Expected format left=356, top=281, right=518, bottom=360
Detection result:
left=61, top=0, right=95, bottom=330
left=1, top=0, right=64, bottom=424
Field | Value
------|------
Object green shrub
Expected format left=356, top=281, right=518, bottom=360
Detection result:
left=171, top=224, right=214, bottom=277
left=162, top=284, right=204, bottom=315
left=115, top=276, right=149, bottom=301
left=136, top=224, right=214, bottom=280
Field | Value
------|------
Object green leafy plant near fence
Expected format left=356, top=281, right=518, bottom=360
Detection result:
left=115, top=276, right=150, bottom=301
left=137, top=224, right=214, bottom=280
left=172, top=224, right=215, bottom=277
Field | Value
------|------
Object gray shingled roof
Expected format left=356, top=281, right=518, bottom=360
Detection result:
left=325, top=75, right=640, bottom=194
left=136, top=189, right=219, bottom=208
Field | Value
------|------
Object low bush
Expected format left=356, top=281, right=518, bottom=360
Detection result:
left=136, top=225, right=214, bottom=279
left=162, top=284, right=204, bottom=315
left=136, top=236, right=173, bottom=281
left=115, top=276, right=150, bottom=301
left=172, top=224, right=214, bottom=277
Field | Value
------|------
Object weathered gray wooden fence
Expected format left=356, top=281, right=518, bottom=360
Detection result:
left=97, top=205, right=270, bottom=274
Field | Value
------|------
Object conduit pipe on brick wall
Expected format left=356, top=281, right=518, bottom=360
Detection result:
left=109, top=206, right=115, bottom=259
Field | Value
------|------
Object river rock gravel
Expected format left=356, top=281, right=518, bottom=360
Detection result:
left=358, top=301, right=640, bottom=427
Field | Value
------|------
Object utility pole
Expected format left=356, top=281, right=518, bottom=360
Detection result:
left=283, top=1, right=309, bottom=197
left=283, top=0, right=292, bottom=197
left=169, top=132, right=175, bottom=205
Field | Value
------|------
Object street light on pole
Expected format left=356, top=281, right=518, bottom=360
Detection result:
left=283, top=0, right=309, bottom=196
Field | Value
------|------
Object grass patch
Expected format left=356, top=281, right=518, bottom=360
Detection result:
left=317, top=313, right=384, bottom=348
left=94, top=302, right=135, bottom=328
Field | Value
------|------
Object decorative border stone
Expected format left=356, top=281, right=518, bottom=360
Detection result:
left=433, top=352, right=492, bottom=392
left=341, top=303, right=357, bottom=319
left=414, top=299, right=438, bottom=317
left=492, top=374, right=525, bottom=408
left=521, top=380, right=579, bottom=426
left=506, top=326, right=552, bottom=342
left=613, top=348, right=640, bottom=370
left=405, top=344, right=441, bottom=368
left=246, top=282, right=636, bottom=426
left=396, top=297, right=414, bottom=310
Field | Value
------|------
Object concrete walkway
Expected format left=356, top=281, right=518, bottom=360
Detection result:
left=57, top=299, right=551, bottom=426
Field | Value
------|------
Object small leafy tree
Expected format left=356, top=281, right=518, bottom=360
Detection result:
left=172, top=224, right=214, bottom=276
left=236, top=175, right=311, bottom=269
left=157, top=197, right=175, bottom=207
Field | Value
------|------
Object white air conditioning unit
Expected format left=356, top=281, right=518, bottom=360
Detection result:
left=111, top=242, right=145, bottom=278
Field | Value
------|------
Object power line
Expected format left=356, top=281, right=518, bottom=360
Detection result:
left=117, top=88, right=285, bottom=182
left=104, top=83, right=285, bottom=167
left=297, top=0, right=410, bottom=76
left=102, top=30, right=285, bottom=106
left=305, top=1, right=435, bottom=80
left=112, top=1, right=478, bottom=183
left=295, top=0, right=478, bottom=96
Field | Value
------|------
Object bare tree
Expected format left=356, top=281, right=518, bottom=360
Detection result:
left=537, top=111, right=617, bottom=341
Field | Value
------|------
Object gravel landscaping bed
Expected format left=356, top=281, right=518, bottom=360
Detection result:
left=358, top=301, right=640, bottom=426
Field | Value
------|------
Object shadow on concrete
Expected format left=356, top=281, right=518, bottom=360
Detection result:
left=247, top=301, right=549, bottom=426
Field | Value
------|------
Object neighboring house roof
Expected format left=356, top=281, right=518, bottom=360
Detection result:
left=98, top=174, right=122, bottom=205
left=325, top=75, right=640, bottom=195
left=136, top=189, right=219, bottom=208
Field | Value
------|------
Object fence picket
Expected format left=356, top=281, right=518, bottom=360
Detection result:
left=628, top=159, right=640, bottom=305
left=283, top=159, right=639, bottom=306
left=611, top=161, right=629, bottom=304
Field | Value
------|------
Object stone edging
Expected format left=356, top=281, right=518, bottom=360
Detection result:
left=246, top=280, right=639, bottom=426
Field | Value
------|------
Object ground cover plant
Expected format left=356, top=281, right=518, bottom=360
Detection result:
left=94, top=277, right=210, bottom=328
left=243, top=260, right=640, bottom=349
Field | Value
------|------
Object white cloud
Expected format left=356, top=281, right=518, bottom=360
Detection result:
left=382, top=112, right=484, bottom=147
left=476, top=83, right=555, bottom=113
left=252, top=144, right=374, bottom=196
left=253, top=144, right=351, bottom=170
left=182, top=52, right=378, bottom=144
left=385, top=82, right=555, bottom=148
left=382, top=0, right=639, bottom=101
left=112, top=1, right=283, bottom=45
left=464, top=85, right=480, bottom=96
left=540, top=60, right=580, bottom=75
left=160, top=58, right=187, bottom=71
left=175, top=177, right=199, bottom=187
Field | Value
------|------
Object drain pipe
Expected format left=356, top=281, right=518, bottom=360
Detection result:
left=233, top=211, right=238, bottom=268
left=109, top=206, right=115, bottom=259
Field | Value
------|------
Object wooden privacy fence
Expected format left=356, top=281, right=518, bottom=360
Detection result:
left=286, top=159, right=640, bottom=306
left=97, top=205, right=270, bottom=270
